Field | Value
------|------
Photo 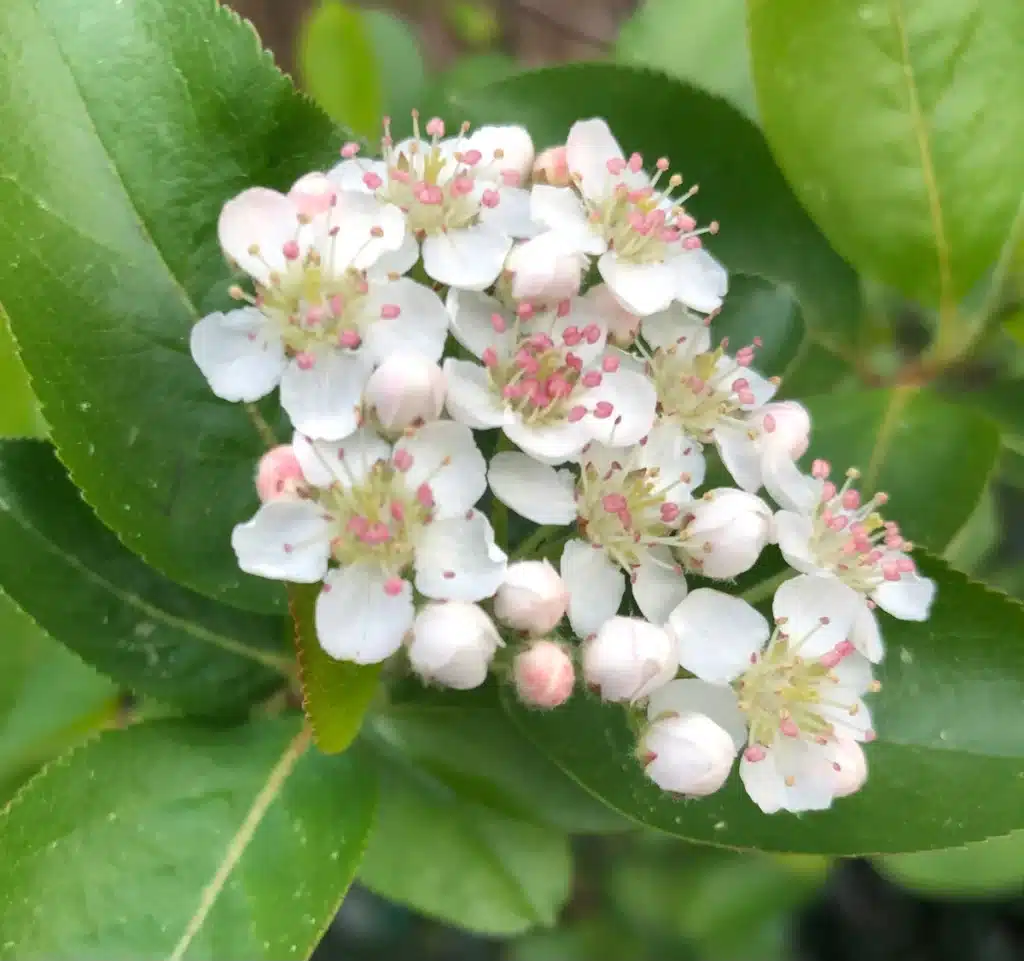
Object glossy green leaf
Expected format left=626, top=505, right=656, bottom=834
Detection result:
left=289, top=583, right=381, bottom=754
left=0, top=312, right=44, bottom=439
left=0, top=0, right=340, bottom=614
left=879, top=831, right=1024, bottom=896
left=749, top=0, right=1024, bottom=308
left=434, top=53, right=519, bottom=100
left=803, top=387, right=1000, bottom=549
left=358, top=750, right=571, bottom=936
left=0, top=591, right=118, bottom=800
left=616, top=0, right=756, bottom=119
left=0, top=718, right=375, bottom=961
left=445, top=64, right=862, bottom=343
left=503, top=553, right=1024, bottom=855
left=0, top=440, right=291, bottom=713
left=944, top=486, right=999, bottom=574
left=375, top=683, right=631, bottom=833
left=364, top=10, right=426, bottom=123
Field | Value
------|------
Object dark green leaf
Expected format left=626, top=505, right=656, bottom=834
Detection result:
left=749, top=0, right=1024, bottom=308
left=0, top=718, right=376, bottom=961
left=502, top=553, right=1024, bottom=855
left=0, top=0, right=340, bottom=613
left=803, top=387, right=1000, bottom=549
left=289, top=583, right=381, bottom=753
left=444, top=64, right=861, bottom=341
left=0, top=440, right=291, bottom=712
left=879, top=831, right=1024, bottom=896
left=0, top=591, right=118, bottom=800
left=358, top=748, right=571, bottom=936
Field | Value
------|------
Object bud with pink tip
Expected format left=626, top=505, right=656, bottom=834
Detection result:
left=532, top=145, right=570, bottom=187
left=506, top=236, right=587, bottom=304
left=587, top=284, right=641, bottom=347
left=639, top=712, right=736, bottom=797
left=583, top=616, right=676, bottom=703
left=255, top=445, right=306, bottom=502
left=365, top=354, right=447, bottom=432
left=407, top=602, right=503, bottom=690
left=758, top=401, right=811, bottom=460
left=829, top=738, right=868, bottom=798
left=681, top=489, right=772, bottom=579
left=514, top=640, right=575, bottom=709
left=494, top=560, right=569, bottom=635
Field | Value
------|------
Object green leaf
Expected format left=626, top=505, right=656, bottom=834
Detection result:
left=375, top=683, right=632, bottom=833
left=434, top=53, right=519, bottom=99
left=0, top=440, right=291, bottom=713
left=0, top=718, right=376, bottom=961
left=748, top=0, right=1024, bottom=309
left=616, top=0, right=756, bottom=120
left=289, top=583, right=380, bottom=753
left=444, top=64, right=862, bottom=343
left=363, top=10, right=427, bottom=123
left=803, top=387, right=1000, bottom=549
left=502, top=553, right=1024, bottom=855
left=0, top=591, right=118, bottom=800
left=0, top=311, right=44, bottom=439
left=879, top=831, right=1024, bottom=896
left=943, top=485, right=999, bottom=574
left=358, top=749, right=571, bottom=936
left=0, top=0, right=340, bottom=614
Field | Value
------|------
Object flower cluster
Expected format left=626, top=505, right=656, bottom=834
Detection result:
left=191, top=114, right=936, bottom=815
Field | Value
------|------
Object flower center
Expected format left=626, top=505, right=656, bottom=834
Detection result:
left=804, top=464, right=914, bottom=595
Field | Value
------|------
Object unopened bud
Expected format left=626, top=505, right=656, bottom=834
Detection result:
left=408, top=602, right=503, bottom=690
left=682, top=489, right=772, bottom=579
left=514, top=640, right=575, bottom=709
left=365, top=354, right=447, bottom=432
left=255, top=445, right=305, bottom=502
left=639, top=712, right=735, bottom=797
left=532, top=145, right=571, bottom=187
left=583, top=616, right=676, bottom=703
left=758, top=401, right=811, bottom=460
left=506, top=236, right=586, bottom=304
left=494, top=560, right=569, bottom=635
left=288, top=172, right=338, bottom=219
left=829, top=738, right=868, bottom=798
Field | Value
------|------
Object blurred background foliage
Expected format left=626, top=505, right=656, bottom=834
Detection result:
left=2, top=0, right=1022, bottom=958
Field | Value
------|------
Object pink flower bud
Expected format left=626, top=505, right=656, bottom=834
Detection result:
left=408, top=602, right=503, bottom=690
left=829, top=738, right=868, bottom=799
left=583, top=617, right=676, bottom=703
left=514, top=640, right=575, bottom=709
left=255, top=445, right=305, bottom=502
left=758, top=401, right=811, bottom=460
left=680, top=490, right=772, bottom=579
left=287, top=172, right=337, bottom=219
left=494, top=560, right=569, bottom=635
left=506, top=236, right=586, bottom=304
left=532, top=145, right=570, bottom=187
left=365, top=354, right=447, bottom=431
left=586, top=284, right=641, bottom=347
left=639, top=712, right=735, bottom=797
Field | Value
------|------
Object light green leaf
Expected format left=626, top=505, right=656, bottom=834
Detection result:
left=364, top=9, right=426, bottom=123
left=748, top=0, right=1024, bottom=309
left=502, top=553, right=1024, bottom=855
left=0, top=0, right=341, bottom=614
left=0, top=591, right=118, bottom=800
left=289, top=583, right=380, bottom=754
left=616, top=0, right=756, bottom=119
left=434, top=53, right=519, bottom=100
left=0, top=311, right=44, bottom=439
left=358, top=749, right=571, bottom=936
left=944, top=485, right=999, bottom=574
left=879, top=831, right=1024, bottom=896
left=0, top=719, right=376, bottom=961
left=0, top=440, right=291, bottom=713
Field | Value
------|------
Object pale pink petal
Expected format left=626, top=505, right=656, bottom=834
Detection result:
left=218, top=187, right=297, bottom=283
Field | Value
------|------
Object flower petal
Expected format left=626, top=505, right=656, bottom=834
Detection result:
left=480, top=185, right=537, bottom=238
left=763, top=458, right=822, bottom=514
left=673, top=248, right=728, bottom=314
left=367, top=232, right=420, bottom=281
left=774, top=511, right=819, bottom=572
left=396, top=420, right=486, bottom=519
left=292, top=427, right=390, bottom=490
left=442, top=358, right=508, bottom=429
left=740, top=740, right=836, bottom=814
left=633, top=548, right=688, bottom=627
left=850, top=602, right=885, bottom=663
left=581, top=367, right=657, bottom=448
left=446, top=288, right=515, bottom=360
left=415, top=511, right=508, bottom=602
left=670, top=588, right=770, bottom=683
left=640, top=307, right=711, bottom=354
left=715, top=423, right=763, bottom=492
left=315, top=564, right=413, bottom=663
left=560, top=538, right=625, bottom=638
left=772, top=574, right=862, bottom=657
left=362, top=278, right=449, bottom=364
left=327, top=158, right=386, bottom=193
left=504, top=417, right=590, bottom=465
left=487, top=451, right=577, bottom=524
left=599, top=254, right=676, bottom=316
left=325, top=191, right=407, bottom=272
left=231, top=499, right=331, bottom=582
left=530, top=187, right=604, bottom=254
left=566, top=118, right=627, bottom=202
left=280, top=350, right=368, bottom=441
left=872, top=571, right=936, bottom=621
left=646, top=678, right=747, bottom=750
left=190, top=308, right=285, bottom=402
left=641, top=421, right=705, bottom=503
left=422, top=223, right=512, bottom=290
left=218, top=187, right=297, bottom=283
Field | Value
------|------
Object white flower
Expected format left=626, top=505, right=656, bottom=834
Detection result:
left=532, top=145, right=571, bottom=187
left=443, top=292, right=656, bottom=464
left=255, top=445, right=306, bottom=503
left=714, top=400, right=811, bottom=494
left=231, top=421, right=505, bottom=663
left=330, top=115, right=536, bottom=290
left=494, top=560, right=569, bottom=635
left=829, top=738, right=868, bottom=799
left=525, top=118, right=727, bottom=316
left=638, top=711, right=736, bottom=797
left=408, top=601, right=503, bottom=690
left=364, top=354, right=447, bottom=433
left=191, top=176, right=448, bottom=440
left=513, top=640, right=576, bottom=709
left=586, top=284, right=642, bottom=346
left=660, top=574, right=878, bottom=814
left=504, top=233, right=588, bottom=305
left=678, top=489, right=773, bottom=579
left=582, top=616, right=676, bottom=702
left=769, top=461, right=936, bottom=662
